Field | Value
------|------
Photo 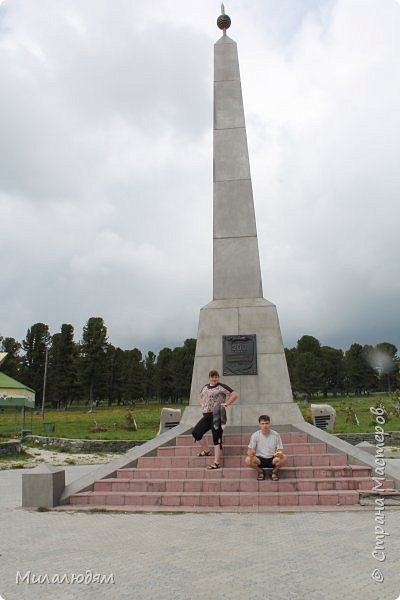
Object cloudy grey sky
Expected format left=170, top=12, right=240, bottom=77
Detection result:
left=0, top=0, right=399, bottom=354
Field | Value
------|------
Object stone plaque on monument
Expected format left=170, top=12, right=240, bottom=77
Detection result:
left=223, top=335, right=257, bottom=376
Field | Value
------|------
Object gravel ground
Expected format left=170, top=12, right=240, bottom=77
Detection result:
left=0, top=446, right=122, bottom=469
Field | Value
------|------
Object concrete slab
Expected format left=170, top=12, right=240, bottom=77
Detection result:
left=1, top=466, right=400, bottom=600
left=214, top=81, right=245, bottom=129
left=213, top=237, right=262, bottom=299
left=214, top=180, right=257, bottom=238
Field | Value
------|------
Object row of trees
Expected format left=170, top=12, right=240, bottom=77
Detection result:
left=0, top=318, right=196, bottom=408
left=1, top=321, right=398, bottom=407
left=285, top=335, right=399, bottom=397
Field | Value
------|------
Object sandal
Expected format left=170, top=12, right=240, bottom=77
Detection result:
left=257, top=471, right=265, bottom=481
left=198, top=450, right=211, bottom=457
left=207, top=463, right=220, bottom=470
left=271, top=470, right=279, bottom=481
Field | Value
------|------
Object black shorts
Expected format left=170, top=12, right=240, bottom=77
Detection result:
left=257, top=456, right=275, bottom=469
left=192, top=413, right=223, bottom=446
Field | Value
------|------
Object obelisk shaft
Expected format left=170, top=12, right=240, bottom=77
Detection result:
left=213, top=35, right=263, bottom=300
left=183, top=11, right=303, bottom=427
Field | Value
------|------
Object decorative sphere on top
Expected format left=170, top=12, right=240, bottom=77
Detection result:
left=217, top=13, right=231, bottom=30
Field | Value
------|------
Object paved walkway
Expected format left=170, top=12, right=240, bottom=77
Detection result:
left=1, top=465, right=399, bottom=600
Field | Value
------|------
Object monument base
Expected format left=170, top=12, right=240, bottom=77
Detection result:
left=181, top=402, right=303, bottom=428
left=185, top=297, right=304, bottom=427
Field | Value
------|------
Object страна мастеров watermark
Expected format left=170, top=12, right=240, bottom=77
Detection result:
left=369, top=405, right=390, bottom=584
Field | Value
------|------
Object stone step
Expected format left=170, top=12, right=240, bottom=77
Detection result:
left=116, top=465, right=371, bottom=480
left=175, top=432, right=308, bottom=446
left=359, top=489, right=400, bottom=506
left=93, top=477, right=395, bottom=494
left=136, top=453, right=348, bottom=469
left=157, top=442, right=327, bottom=457
left=65, top=430, right=387, bottom=510
left=70, top=489, right=361, bottom=507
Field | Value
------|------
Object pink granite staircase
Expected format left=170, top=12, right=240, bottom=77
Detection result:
left=69, top=432, right=395, bottom=511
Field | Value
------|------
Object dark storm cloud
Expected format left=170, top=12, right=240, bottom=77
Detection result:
left=0, top=0, right=399, bottom=354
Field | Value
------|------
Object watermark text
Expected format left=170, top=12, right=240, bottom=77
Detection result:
left=370, top=405, right=389, bottom=583
left=16, top=570, right=115, bottom=585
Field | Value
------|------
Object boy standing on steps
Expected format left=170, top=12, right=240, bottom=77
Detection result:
left=245, top=415, right=287, bottom=481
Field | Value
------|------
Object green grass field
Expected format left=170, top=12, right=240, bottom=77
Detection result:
left=0, top=403, right=183, bottom=441
left=0, top=395, right=399, bottom=441
left=298, top=395, right=400, bottom=433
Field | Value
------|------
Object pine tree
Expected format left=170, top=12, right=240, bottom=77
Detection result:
left=80, top=317, right=108, bottom=405
left=48, top=324, right=79, bottom=408
left=22, top=323, right=51, bottom=407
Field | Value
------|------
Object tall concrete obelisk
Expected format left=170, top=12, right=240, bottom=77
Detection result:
left=182, top=7, right=303, bottom=427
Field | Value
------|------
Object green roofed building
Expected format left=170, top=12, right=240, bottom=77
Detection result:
left=0, top=354, right=36, bottom=434
left=0, top=372, right=35, bottom=435
left=0, top=372, right=35, bottom=408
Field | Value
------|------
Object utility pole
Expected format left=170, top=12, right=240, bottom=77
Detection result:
left=41, top=347, right=49, bottom=421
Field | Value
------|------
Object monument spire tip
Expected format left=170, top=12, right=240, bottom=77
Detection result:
left=217, top=4, right=231, bottom=32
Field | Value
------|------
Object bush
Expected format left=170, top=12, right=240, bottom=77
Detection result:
left=123, top=411, right=138, bottom=431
